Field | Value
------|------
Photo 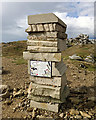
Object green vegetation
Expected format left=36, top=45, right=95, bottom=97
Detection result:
left=62, top=44, right=94, bottom=60
left=12, top=57, right=27, bottom=65
left=2, top=40, right=27, bottom=57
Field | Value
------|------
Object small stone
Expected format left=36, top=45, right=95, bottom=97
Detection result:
left=80, top=111, right=91, bottom=118
left=59, top=113, right=64, bottom=118
left=27, top=107, right=33, bottom=112
left=88, top=111, right=93, bottom=116
left=75, top=115, right=82, bottom=119
left=69, top=109, right=79, bottom=115
left=13, top=89, right=24, bottom=97
left=32, top=108, right=36, bottom=118
left=37, top=115, right=45, bottom=119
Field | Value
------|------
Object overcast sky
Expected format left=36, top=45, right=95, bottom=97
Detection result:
left=1, top=1, right=94, bottom=42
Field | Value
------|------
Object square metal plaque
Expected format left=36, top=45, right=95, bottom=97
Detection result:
left=30, top=60, right=52, bottom=77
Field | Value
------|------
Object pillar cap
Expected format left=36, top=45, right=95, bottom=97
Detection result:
left=28, top=13, right=67, bottom=27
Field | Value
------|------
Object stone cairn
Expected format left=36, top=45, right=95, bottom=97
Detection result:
left=23, top=13, right=69, bottom=112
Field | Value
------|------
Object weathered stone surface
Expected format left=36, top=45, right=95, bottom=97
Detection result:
left=27, top=82, right=69, bottom=99
left=27, top=40, right=66, bottom=52
left=52, top=61, right=67, bottom=76
left=28, top=94, right=65, bottom=103
left=25, top=25, right=32, bottom=33
left=23, top=51, right=61, bottom=62
left=0, top=85, right=10, bottom=98
left=53, top=23, right=66, bottom=32
left=28, top=32, right=67, bottom=39
left=44, top=24, right=50, bottom=31
left=58, top=39, right=67, bottom=51
left=49, top=23, right=54, bottom=31
left=28, top=85, right=69, bottom=103
left=27, top=39, right=66, bottom=52
left=28, top=13, right=67, bottom=28
left=31, top=24, right=37, bottom=32
left=27, top=46, right=58, bottom=52
left=26, top=23, right=66, bottom=33
left=30, top=100, right=59, bottom=112
left=27, top=40, right=57, bottom=47
left=37, top=24, right=44, bottom=31
left=28, top=82, right=61, bottom=99
left=29, top=73, right=67, bottom=86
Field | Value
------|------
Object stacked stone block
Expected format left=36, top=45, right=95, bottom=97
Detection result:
left=23, top=13, right=69, bottom=112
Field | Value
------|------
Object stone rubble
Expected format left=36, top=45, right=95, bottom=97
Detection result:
left=66, top=34, right=96, bottom=47
left=1, top=83, right=95, bottom=119
left=69, top=54, right=95, bottom=63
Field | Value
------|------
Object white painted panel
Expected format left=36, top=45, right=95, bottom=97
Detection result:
left=30, top=60, right=51, bottom=77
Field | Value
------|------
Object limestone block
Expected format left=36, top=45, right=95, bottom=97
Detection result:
left=25, top=25, right=32, bottom=33
left=28, top=13, right=67, bottom=28
left=23, top=52, right=61, bottom=62
left=52, top=61, right=67, bottom=76
left=27, top=46, right=58, bottom=52
left=28, top=32, right=67, bottom=39
left=53, top=23, right=66, bottom=32
left=58, top=39, right=67, bottom=51
left=49, top=23, right=54, bottom=31
left=44, top=24, right=50, bottom=31
left=27, top=39, right=66, bottom=52
left=27, top=82, right=65, bottom=99
left=31, top=24, right=37, bottom=32
left=27, top=40, right=57, bottom=47
left=28, top=94, right=65, bottom=103
left=29, top=73, right=67, bottom=87
left=28, top=85, right=69, bottom=103
left=46, top=32, right=66, bottom=39
left=30, top=100, right=59, bottom=112
left=37, top=24, right=44, bottom=31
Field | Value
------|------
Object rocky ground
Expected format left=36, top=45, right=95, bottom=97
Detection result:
left=1, top=41, right=96, bottom=119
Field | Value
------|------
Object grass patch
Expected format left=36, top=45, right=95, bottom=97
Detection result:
left=69, top=59, right=96, bottom=71
left=2, top=40, right=27, bottom=57
left=62, top=44, right=94, bottom=60
left=12, top=58, right=27, bottom=65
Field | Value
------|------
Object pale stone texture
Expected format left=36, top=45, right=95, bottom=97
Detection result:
left=53, top=23, right=66, bottom=32
left=28, top=32, right=67, bottom=40
left=27, top=39, right=66, bottom=52
left=31, top=24, right=37, bottom=32
left=58, top=39, right=67, bottom=51
left=27, top=46, right=58, bottom=52
left=29, top=73, right=67, bottom=86
left=49, top=23, right=54, bottom=31
left=28, top=94, right=66, bottom=103
left=26, top=23, right=66, bottom=33
left=27, top=82, right=68, bottom=99
left=30, top=100, right=59, bottom=112
left=37, top=24, right=44, bottom=31
left=44, top=24, right=50, bottom=31
left=28, top=85, right=69, bottom=103
left=27, top=40, right=57, bottom=47
left=25, top=25, right=32, bottom=33
left=52, top=61, right=67, bottom=76
left=28, top=13, right=67, bottom=27
left=23, top=51, right=61, bottom=62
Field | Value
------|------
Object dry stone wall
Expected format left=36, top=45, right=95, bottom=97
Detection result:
left=23, top=13, right=69, bottom=112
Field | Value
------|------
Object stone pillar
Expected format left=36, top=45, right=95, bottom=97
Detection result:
left=23, top=13, right=69, bottom=112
